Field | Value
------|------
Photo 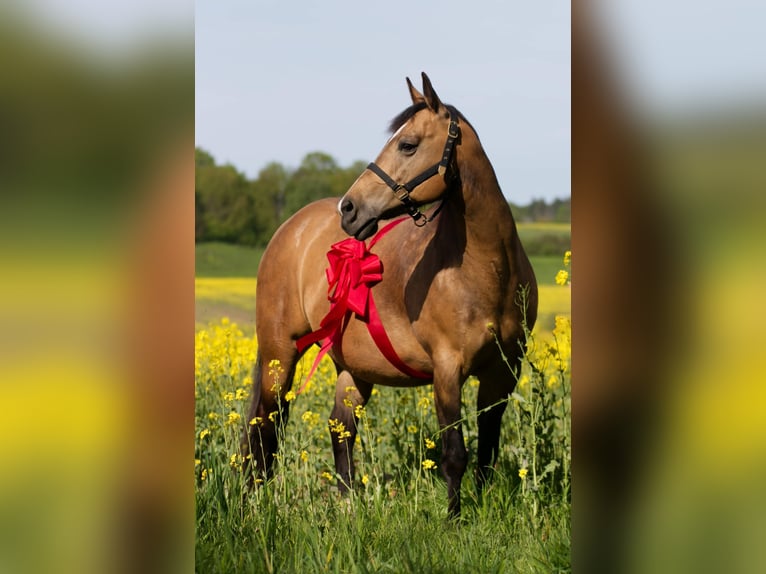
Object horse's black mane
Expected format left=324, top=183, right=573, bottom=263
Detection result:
left=388, top=103, right=475, bottom=135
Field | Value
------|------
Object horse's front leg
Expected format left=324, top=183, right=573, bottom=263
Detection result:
left=329, top=369, right=372, bottom=493
left=432, top=356, right=468, bottom=518
left=241, top=346, right=298, bottom=484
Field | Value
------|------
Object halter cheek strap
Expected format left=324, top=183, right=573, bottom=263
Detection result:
left=366, top=110, right=460, bottom=225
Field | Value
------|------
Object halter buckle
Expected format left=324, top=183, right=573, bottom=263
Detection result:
left=393, top=185, right=410, bottom=203
left=448, top=120, right=460, bottom=140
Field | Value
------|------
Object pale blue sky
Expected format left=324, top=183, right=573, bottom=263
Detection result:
left=195, top=1, right=571, bottom=204
left=25, top=0, right=763, bottom=205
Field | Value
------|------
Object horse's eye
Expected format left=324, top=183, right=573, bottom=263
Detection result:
left=398, top=140, right=418, bottom=155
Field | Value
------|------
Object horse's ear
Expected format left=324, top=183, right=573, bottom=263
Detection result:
left=406, top=76, right=425, bottom=105
left=421, top=72, right=442, bottom=113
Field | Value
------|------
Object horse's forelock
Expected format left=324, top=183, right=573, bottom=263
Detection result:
left=387, top=103, right=473, bottom=135
left=388, top=102, right=428, bottom=134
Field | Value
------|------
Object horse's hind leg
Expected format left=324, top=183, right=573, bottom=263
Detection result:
left=328, top=369, right=372, bottom=493
left=475, top=353, right=521, bottom=492
left=241, top=342, right=299, bottom=485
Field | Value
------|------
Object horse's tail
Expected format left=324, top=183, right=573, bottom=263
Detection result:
left=241, top=350, right=263, bottom=481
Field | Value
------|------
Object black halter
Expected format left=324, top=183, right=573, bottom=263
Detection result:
left=366, top=109, right=460, bottom=226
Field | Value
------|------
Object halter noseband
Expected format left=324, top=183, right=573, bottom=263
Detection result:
left=366, top=109, right=460, bottom=226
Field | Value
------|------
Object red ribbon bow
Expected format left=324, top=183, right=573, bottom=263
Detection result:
left=326, top=238, right=384, bottom=320
left=295, top=218, right=432, bottom=391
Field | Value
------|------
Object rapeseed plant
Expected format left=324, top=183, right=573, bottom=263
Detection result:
left=196, top=265, right=571, bottom=568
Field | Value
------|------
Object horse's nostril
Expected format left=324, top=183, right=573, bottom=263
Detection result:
left=341, top=198, right=355, bottom=214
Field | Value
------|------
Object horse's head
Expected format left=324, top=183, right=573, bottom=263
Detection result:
left=338, top=73, right=461, bottom=240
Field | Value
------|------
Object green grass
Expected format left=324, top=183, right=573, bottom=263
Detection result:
left=516, top=222, right=570, bottom=234
left=196, top=242, right=263, bottom=277
left=195, top=317, right=571, bottom=573
left=517, top=223, right=570, bottom=257
left=196, top=469, right=570, bottom=573
left=529, top=255, right=567, bottom=287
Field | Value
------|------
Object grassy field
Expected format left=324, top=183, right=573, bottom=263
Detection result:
left=516, top=222, right=571, bottom=257
left=195, top=314, right=571, bottom=572
left=195, top=223, right=571, bottom=572
left=196, top=242, right=264, bottom=278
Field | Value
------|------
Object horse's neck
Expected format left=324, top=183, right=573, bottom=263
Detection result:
left=448, top=150, right=517, bottom=252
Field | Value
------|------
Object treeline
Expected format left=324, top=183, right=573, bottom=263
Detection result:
left=509, top=197, right=571, bottom=224
left=196, top=147, right=569, bottom=246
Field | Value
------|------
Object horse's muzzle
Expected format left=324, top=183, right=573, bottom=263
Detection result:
left=339, top=197, right=379, bottom=240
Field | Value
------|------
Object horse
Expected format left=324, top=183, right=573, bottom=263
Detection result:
left=243, top=73, right=537, bottom=517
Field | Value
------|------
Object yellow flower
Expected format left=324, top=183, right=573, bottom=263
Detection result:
left=555, top=270, right=569, bottom=286
left=229, top=453, right=243, bottom=469
left=194, top=459, right=201, bottom=467
left=518, top=468, right=528, bottom=479
left=343, top=398, right=353, bottom=408
left=329, top=418, right=351, bottom=442
left=424, top=437, right=436, bottom=450
left=249, top=417, right=262, bottom=426
left=198, top=428, right=210, bottom=440
left=222, top=391, right=235, bottom=403
left=300, top=450, right=309, bottom=463
left=563, top=250, right=571, bottom=266
left=207, top=412, right=219, bottom=421
left=302, top=411, right=321, bottom=427
left=235, top=388, right=248, bottom=400
left=417, top=396, right=431, bottom=411
left=284, top=390, right=296, bottom=402
left=226, top=412, right=241, bottom=426
left=328, top=418, right=344, bottom=433
left=268, top=359, right=284, bottom=383
left=553, top=315, right=571, bottom=336
left=361, top=474, right=369, bottom=485
left=268, top=411, right=278, bottom=423
left=321, top=471, right=334, bottom=481
left=201, top=468, right=210, bottom=481
left=407, top=424, right=418, bottom=434
left=354, top=405, right=366, bottom=419
left=422, top=459, right=436, bottom=470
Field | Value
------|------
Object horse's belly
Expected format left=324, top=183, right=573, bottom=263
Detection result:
left=327, top=317, right=433, bottom=387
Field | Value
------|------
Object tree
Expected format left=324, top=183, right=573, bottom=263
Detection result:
left=283, top=152, right=339, bottom=217
left=195, top=148, right=272, bottom=245
left=253, top=162, right=290, bottom=232
left=195, top=148, right=215, bottom=169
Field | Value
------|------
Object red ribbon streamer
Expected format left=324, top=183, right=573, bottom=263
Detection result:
left=295, top=218, right=432, bottom=391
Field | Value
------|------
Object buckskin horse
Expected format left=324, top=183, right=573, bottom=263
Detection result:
left=243, top=73, right=537, bottom=517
